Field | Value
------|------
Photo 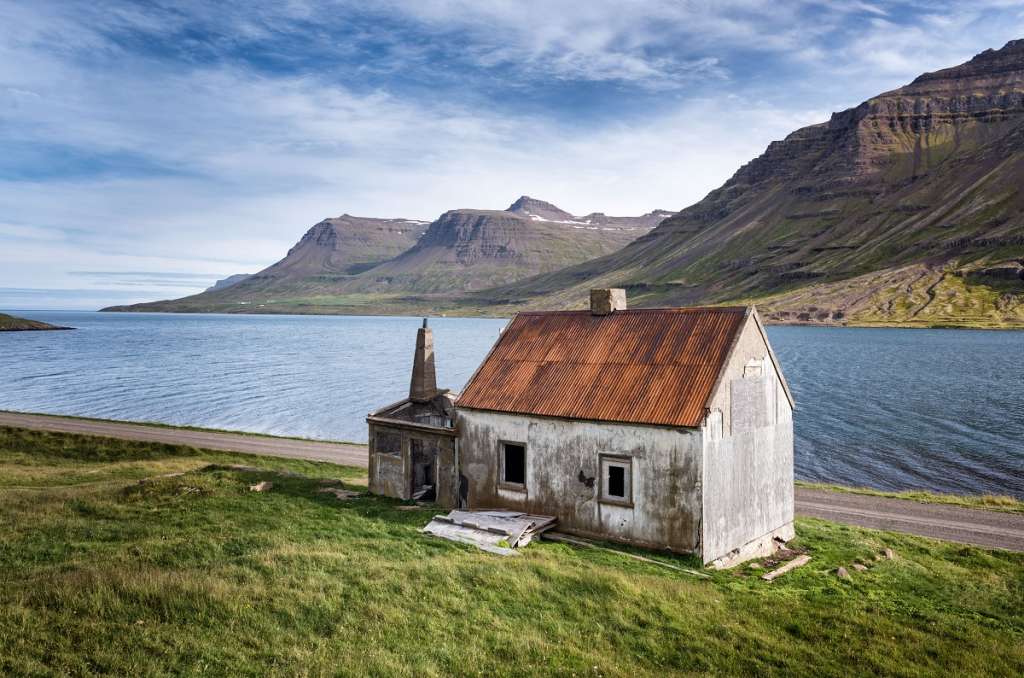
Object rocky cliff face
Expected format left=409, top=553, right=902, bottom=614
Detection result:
left=492, top=39, right=1024, bottom=327
left=260, top=215, right=430, bottom=277
left=347, top=198, right=669, bottom=292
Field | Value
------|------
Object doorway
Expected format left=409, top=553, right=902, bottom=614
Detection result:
left=409, top=437, right=438, bottom=501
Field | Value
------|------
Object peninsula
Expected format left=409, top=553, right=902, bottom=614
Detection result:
left=0, top=313, right=72, bottom=331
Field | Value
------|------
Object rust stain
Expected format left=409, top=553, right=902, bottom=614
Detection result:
left=457, top=306, right=748, bottom=428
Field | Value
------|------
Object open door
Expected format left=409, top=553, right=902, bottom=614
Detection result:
left=409, top=437, right=437, bottom=501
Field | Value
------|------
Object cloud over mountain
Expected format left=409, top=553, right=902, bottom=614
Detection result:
left=1, top=1, right=1022, bottom=308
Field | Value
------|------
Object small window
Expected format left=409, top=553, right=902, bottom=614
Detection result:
left=375, top=430, right=402, bottom=456
left=600, top=455, right=632, bottom=506
left=500, top=442, right=526, bottom=489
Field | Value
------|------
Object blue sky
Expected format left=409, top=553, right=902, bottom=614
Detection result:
left=1, top=1, right=1022, bottom=310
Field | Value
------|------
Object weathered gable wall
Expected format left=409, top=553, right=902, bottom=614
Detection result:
left=368, top=423, right=459, bottom=507
left=701, top=311, right=794, bottom=564
left=457, top=409, right=704, bottom=552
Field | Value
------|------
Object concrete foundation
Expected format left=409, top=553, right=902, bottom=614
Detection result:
left=707, top=522, right=795, bottom=569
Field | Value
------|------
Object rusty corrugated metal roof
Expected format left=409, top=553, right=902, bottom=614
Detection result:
left=456, top=306, right=749, bottom=428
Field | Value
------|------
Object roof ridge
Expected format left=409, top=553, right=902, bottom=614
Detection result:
left=517, top=305, right=749, bottom=316
left=457, top=304, right=751, bottom=428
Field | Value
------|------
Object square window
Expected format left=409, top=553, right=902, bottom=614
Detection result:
left=500, top=442, right=526, bottom=488
left=375, top=430, right=402, bottom=456
left=600, top=456, right=632, bottom=506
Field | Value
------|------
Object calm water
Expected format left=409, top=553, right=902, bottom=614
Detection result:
left=1, top=311, right=1022, bottom=498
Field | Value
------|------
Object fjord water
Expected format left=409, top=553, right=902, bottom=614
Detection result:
left=1, top=311, right=1022, bottom=499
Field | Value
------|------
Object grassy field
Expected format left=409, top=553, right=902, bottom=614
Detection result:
left=1, top=426, right=1022, bottom=676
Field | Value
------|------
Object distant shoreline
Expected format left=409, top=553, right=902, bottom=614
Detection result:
left=96, top=306, right=1024, bottom=331
left=0, top=312, right=73, bottom=332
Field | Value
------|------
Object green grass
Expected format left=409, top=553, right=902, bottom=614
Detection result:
left=1, top=426, right=1022, bottom=676
left=797, top=481, right=1024, bottom=514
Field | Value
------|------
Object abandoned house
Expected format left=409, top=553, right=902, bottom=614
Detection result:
left=368, top=290, right=795, bottom=567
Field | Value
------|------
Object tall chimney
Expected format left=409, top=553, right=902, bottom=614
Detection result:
left=590, top=288, right=627, bottom=316
left=409, top=318, right=437, bottom=402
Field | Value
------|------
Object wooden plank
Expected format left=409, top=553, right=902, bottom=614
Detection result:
left=422, top=519, right=518, bottom=556
left=761, top=554, right=811, bottom=581
left=542, top=532, right=710, bottom=578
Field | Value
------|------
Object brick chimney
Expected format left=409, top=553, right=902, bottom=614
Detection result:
left=409, top=318, right=437, bottom=403
left=590, top=288, right=627, bottom=315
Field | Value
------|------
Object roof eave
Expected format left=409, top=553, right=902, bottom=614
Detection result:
left=456, top=404, right=703, bottom=431
left=749, top=305, right=796, bottom=409
left=700, top=305, right=755, bottom=424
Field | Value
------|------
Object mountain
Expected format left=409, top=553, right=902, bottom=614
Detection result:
left=104, top=215, right=430, bottom=313
left=105, top=199, right=669, bottom=314
left=341, top=198, right=671, bottom=294
left=483, top=40, right=1024, bottom=328
left=205, top=274, right=252, bottom=292
left=255, top=215, right=431, bottom=278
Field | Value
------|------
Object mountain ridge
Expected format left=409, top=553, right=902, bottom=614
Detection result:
left=104, top=198, right=669, bottom=313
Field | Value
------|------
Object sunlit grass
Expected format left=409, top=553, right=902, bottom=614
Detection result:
left=2, top=426, right=1022, bottom=676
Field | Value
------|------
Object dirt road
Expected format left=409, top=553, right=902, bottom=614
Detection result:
left=3, top=410, right=1022, bottom=552
left=0, top=411, right=367, bottom=467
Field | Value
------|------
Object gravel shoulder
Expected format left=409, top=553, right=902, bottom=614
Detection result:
left=795, top=487, right=1024, bottom=552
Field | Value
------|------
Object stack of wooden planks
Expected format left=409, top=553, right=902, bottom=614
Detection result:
left=422, top=510, right=557, bottom=555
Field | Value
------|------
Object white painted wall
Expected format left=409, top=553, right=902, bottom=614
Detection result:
left=457, top=409, right=705, bottom=552
left=701, top=310, right=795, bottom=563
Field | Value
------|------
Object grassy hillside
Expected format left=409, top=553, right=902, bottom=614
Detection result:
left=753, top=263, right=1024, bottom=328
left=2, top=426, right=1022, bottom=676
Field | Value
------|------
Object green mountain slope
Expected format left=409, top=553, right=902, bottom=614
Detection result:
left=479, top=40, right=1024, bottom=328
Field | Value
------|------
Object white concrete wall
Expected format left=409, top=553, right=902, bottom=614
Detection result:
left=457, top=409, right=704, bottom=552
left=701, top=311, right=794, bottom=564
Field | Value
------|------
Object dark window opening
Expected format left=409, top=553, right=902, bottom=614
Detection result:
left=375, top=430, right=402, bottom=456
left=607, top=465, right=625, bottom=498
left=600, top=456, right=632, bottom=505
left=503, top=443, right=526, bottom=485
